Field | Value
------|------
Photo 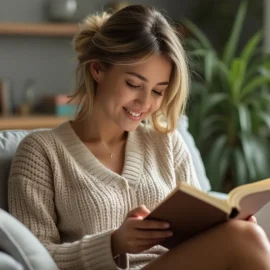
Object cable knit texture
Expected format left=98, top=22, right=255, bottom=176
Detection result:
left=8, top=121, right=201, bottom=270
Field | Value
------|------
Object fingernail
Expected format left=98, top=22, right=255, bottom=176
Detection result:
left=164, top=223, right=170, bottom=228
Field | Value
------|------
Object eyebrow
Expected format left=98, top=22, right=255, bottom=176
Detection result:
left=125, top=72, right=169, bottom=86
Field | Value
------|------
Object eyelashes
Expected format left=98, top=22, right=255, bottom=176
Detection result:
left=126, top=81, right=140, bottom=89
left=126, top=81, right=163, bottom=96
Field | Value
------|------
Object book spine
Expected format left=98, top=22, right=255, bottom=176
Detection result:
left=0, top=79, right=12, bottom=116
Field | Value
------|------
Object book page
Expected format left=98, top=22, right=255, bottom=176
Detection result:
left=255, top=201, right=270, bottom=240
left=178, top=182, right=231, bottom=214
left=228, top=178, right=270, bottom=209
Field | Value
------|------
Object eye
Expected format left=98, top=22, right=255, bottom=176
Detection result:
left=152, top=90, right=163, bottom=96
left=126, top=81, right=140, bottom=89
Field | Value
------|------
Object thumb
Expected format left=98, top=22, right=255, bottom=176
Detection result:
left=127, top=205, right=150, bottom=219
left=248, top=215, right=257, bottom=224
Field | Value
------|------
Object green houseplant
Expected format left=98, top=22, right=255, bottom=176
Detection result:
left=183, top=1, right=270, bottom=192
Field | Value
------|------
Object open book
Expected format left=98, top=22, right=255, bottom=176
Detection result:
left=146, top=178, right=270, bottom=249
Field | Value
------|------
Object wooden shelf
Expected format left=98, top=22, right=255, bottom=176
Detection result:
left=0, top=115, right=69, bottom=130
left=0, top=23, right=79, bottom=37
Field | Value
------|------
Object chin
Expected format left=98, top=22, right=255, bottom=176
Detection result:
left=119, top=122, right=141, bottom=132
left=124, top=126, right=139, bottom=132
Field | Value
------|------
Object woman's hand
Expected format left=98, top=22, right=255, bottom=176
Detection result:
left=248, top=215, right=257, bottom=223
left=111, top=205, right=172, bottom=256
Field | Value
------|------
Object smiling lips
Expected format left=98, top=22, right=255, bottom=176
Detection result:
left=123, top=107, right=144, bottom=120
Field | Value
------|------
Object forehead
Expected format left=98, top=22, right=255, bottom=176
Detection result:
left=112, top=54, right=172, bottom=82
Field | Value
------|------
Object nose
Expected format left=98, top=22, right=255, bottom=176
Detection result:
left=135, top=91, right=151, bottom=111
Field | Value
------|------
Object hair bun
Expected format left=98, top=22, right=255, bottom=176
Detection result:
left=82, top=12, right=111, bottom=34
left=73, top=12, right=111, bottom=60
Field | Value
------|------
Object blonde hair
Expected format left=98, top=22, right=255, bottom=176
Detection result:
left=71, top=5, right=190, bottom=133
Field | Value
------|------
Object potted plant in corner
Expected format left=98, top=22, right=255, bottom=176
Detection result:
left=183, top=1, right=270, bottom=192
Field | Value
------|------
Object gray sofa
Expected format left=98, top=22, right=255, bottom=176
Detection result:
left=0, top=117, right=226, bottom=269
left=0, top=132, right=58, bottom=269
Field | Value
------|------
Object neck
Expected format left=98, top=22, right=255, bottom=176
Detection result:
left=72, top=108, right=126, bottom=145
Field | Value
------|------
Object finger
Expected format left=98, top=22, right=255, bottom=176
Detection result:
left=133, top=229, right=173, bottom=239
left=127, top=205, right=150, bottom=219
left=131, top=218, right=170, bottom=230
left=248, top=216, right=257, bottom=223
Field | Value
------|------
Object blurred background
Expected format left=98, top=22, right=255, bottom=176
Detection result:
left=0, top=0, right=268, bottom=192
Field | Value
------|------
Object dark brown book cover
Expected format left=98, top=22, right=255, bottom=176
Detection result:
left=146, top=188, right=270, bottom=249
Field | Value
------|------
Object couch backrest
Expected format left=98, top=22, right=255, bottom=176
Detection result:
left=0, top=130, right=35, bottom=210
left=177, top=116, right=210, bottom=192
left=0, top=117, right=210, bottom=211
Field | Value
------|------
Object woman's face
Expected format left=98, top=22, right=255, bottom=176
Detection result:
left=92, top=54, right=172, bottom=132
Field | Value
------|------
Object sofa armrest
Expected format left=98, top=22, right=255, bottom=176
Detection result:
left=0, top=252, right=24, bottom=270
left=0, top=209, right=58, bottom=270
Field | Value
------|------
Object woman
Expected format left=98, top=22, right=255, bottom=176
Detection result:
left=8, top=5, right=270, bottom=270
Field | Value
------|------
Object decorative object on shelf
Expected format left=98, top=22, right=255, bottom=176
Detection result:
left=0, top=79, right=12, bottom=116
left=38, top=94, right=77, bottom=117
left=104, top=1, right=130, bottom=13
left=18, top=79, right=36, bottom=116
left=47, top=0, right=77, bottom=22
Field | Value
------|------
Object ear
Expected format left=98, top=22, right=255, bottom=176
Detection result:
left=90, top=61, right=105, bottom=83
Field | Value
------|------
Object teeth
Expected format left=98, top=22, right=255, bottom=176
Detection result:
left=126, top=108, right=141, bottom=117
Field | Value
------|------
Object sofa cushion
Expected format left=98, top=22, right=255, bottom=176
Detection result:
left=0, top=209, right=58, bottom=270
left=0, top=130, right=35, bottom=210
left=177, top=116, right=211, bottom=192
left=0, top=252, right=24, bottom=270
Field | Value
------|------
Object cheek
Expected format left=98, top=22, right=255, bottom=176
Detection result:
left=101, top=80, right=126, bottom=101
left=116, top=90, right=130, bottom=105
left=115, top=85, right=135, bottom=103
left=151, top=98, right=163, bottom=112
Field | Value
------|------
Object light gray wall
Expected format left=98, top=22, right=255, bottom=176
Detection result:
left=0, top=0, right=192, bottom=110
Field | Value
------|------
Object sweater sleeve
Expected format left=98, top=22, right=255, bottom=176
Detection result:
left=172, top=130, right=202, bottom=190
left=8, top=134, right=128, bottom=270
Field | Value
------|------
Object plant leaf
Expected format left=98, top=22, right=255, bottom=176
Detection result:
left=222, top=1, right=248, bottom=66
left=190, top=81, right=207, bottom=95
left=238, top=104, right=251, bottom=133
left=229, top=59, right=246, bottom=103
left=257, top=112, right=270, bottom=130
left=240, top=31, right=262, bottom=65
left=206, top=135, right=229, bottom=191
left=241, top=76, right=270, bottom=100
left=202, top=93, right=228, bottom=115
left=233, top=149, right=248, bottom=186
left=258, top=66, right=270, bottom=78
left=201, top=115, right=226, bottom=140
left=241, top=134, right=257, bottom=179
left=189, top=49, right=208, bottom=57
left=261, top=91, right=270, bottom=105
left=187, top=102, right=203, bottom=143
left=205, top=51, right=216, bottom=84
left=184, top=38, right=202, bottom=50
left=246, top=53, right=270, bottom=78
left=216, top=59, right=230, bottom=79
left=182, top=19, right=214, bottom=50
left=252, top=139, right=270, bottom=180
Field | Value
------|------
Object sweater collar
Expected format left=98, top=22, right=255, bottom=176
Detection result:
left=53, top=121, right=144, bottom=189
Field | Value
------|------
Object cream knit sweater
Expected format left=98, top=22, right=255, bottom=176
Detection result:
left=8, top=121, right=201, bottom=270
